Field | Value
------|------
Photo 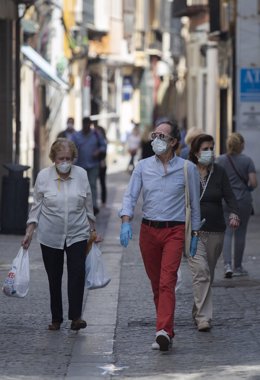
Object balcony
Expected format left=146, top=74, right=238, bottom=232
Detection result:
left=172, top=0, right=208, bottom=18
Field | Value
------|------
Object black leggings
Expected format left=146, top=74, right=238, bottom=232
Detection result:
left=41, top=240, right=87, bottom=323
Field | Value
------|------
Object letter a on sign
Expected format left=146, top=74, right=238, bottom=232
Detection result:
left=240, top=68, right=260, bottom=102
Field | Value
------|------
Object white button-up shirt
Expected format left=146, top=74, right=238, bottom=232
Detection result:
left=27, top=165, right=95, bottom=249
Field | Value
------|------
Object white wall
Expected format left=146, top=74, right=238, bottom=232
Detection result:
left=236, top=0, right=260, bottom=213
left=49, top=3, right=66, bottom=144
left=20, top=66, right=34, bottom=180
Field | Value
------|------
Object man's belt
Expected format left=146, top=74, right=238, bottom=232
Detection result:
left=142, top=218, right=185, bottom=229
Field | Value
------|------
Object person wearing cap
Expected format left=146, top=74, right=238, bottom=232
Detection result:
left=119, top=119, right=201, bottom=351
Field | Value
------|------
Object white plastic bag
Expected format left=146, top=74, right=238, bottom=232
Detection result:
left=85, top=243, right=111, bottom=290
left=2, top=247, right=30, bottom=297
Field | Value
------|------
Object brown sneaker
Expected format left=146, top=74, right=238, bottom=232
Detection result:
left=71, top=319, right=87, bottom=331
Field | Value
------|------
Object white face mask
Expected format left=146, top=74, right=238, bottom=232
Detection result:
left=151, top=138, right=168, bottom=155
left=198, top=150, right=214, bottom=166
left=56, top=161, right=72, bottom=174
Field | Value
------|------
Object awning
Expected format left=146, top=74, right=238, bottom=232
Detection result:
left=21, top=45, right=69, bottom=91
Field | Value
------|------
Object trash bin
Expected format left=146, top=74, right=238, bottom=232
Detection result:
left=1, top=163, right=30, bottom=234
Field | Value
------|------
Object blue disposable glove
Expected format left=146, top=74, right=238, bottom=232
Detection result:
left=190, top=235, right=199, bottom=257
left=120, top=222, right=133, bottom=248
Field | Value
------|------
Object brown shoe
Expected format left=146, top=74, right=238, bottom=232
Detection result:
left=48, top=322, right=61, bottom=331
left=71, top=319, right=87, bottom=331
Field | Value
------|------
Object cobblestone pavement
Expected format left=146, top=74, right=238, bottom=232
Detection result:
left=113, top=180, right=260, bottom=379
left=0, top=160, right=260, bottom=379
left=0, top=233, right=75, bottom=379
left=0, top=168, right=122, bottom=379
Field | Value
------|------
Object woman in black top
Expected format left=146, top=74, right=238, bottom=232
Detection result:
left=188, top=134, right=240, bottom=332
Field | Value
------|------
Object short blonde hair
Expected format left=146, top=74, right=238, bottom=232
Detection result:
left=226, top=133, right=244, bottom=154
left=185, top=127, right=203, bottom=146
left=49, top=138, right=78, bottom=162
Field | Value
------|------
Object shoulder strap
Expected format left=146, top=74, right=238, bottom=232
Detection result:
left=184, top=160, right=190, bottom=208
left=227, top=154, right=247, bottom=186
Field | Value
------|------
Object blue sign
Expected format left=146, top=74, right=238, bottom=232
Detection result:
left=240, top=68, right=260, bottom=102
left=122, top=77, right=133, bottom=101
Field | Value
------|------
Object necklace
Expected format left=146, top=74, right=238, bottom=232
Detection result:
left=199, top=166, right=213, bottom=201
left=200, top=175, right=207, bottom=189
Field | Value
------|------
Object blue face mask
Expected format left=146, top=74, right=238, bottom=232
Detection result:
left=151, top=138, right=168, bottom=155
left=198, top=150, right=214, bottom=166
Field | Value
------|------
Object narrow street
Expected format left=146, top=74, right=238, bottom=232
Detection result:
left=0, top=163, right=260, bottom=379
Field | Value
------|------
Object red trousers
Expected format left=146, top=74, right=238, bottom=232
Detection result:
left=139, top=223, right=185, bottom=337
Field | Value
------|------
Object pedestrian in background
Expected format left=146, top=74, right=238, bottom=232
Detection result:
left=119, top=119, right=201, bottom=351
left=216, top=132, right=257, bottom=278
left=94, top=124, right=108, bottom=207
left=140, top=125, right=154, bottom=159
left=126, top=123, right=141, bottom=173
left=180, top=126, right=203, bottom=159
left=179, top=118, right=187, bottom=149
left=22, top=138, right=98, bottom=331
left=57, top=117, right=75, bottom=139
left=71, top=117, right=107, bottom=215
left=188, top=134, right=240, bottom=331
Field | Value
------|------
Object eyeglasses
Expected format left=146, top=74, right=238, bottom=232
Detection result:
left=150, top=132, right=173, bottom=142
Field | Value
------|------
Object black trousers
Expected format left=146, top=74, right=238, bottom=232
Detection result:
left=99, top=165, right=107, bottom=204
left=41, top=240, right=87, bottom=323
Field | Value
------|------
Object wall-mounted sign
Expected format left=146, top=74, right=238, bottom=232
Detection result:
left=240, top=68, right=260, bottom=102
left=122, top=77, right=133, bottom=101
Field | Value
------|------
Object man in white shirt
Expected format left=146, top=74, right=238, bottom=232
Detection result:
left=119, top=119, right=201, bottom=351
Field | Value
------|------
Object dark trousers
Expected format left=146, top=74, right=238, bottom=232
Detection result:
left=99, top=165, right=107, bottom=204
left=128, top=153, right=136, bottom=168
left=41, top=240, right=87, bottom=323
